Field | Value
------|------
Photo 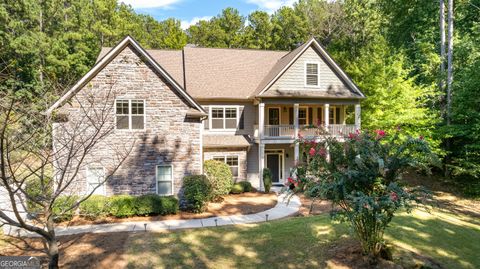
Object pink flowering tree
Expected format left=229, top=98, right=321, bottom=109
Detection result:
left=287, top=129, right=436, bottom=259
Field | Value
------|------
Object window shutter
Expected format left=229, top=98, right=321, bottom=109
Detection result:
left=336, top=107, right=341, bottom=124
left=308, top=107, right=313, bottom=125
left=289, top=107, right=293, bottom=125
left=238, top=106, right=245, bottom=129
left=203, top=106, right=209, bottom=130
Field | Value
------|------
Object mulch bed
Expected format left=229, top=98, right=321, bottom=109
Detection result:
left=59, top=191, right=277, bottom=226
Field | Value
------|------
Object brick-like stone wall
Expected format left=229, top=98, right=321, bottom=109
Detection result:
left=203, top=148, right=247, bottom=182
left=54, top=45, right=202, bottom=196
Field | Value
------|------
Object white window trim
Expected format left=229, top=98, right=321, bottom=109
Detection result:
left=329, top=106, right=337, bottom=124
left=212, top=155, right=239, bottom=178
left=156, top=165, right=174, bottom=196
left=86, top=166, right=106, bottom=196
left=304, top=62, right=320, bottom=87
left=114, top=99, right=146, bottom=131
left=208, top=105, right=240, bottom=132
left=298, top=106, right=309, bottom=126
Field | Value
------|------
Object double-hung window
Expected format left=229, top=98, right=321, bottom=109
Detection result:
left=86, top=167, right=105, bottom=195
left=298, top=108, right=307, bottom=125
left=156, top=165, right=173, bottom=196
left=211, top=107, right=238, bottom=130
left=115, top=99, right=145, bottom=130
left=305, top=63, right=319, bottom=86
left=213, top=155, right=239, bottom=178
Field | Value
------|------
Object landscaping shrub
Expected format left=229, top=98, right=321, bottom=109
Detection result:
left=52, top=195, right=78, bottom=222
left=230, top=183, right=244, bottom=194
left=203, top=160, right=234, bottom=201
left=79, top=195, right=109, bottom=220
left=288, top=129, right=436, bottom=259
left=182, top=175, right=212, bottom=213
left=263, top=168, right=272, bottom=193
left=108, top=195, right=135, bottom=218
left=238, top=181, right=253, bottom=192
left=133, top=194, right=179, bottom=216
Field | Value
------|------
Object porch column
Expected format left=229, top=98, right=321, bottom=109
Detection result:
left=324, top=103, right=330, bottom=131
left=259, top=102, right=265, bottom=139
left=294, top=103, right=299, bottom=164
left=258, top=143, right=265, bottom=191
left=355, top=104, right=361, bottom=130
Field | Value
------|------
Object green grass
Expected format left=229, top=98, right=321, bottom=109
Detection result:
left=125, top=208, right=480, bottom=269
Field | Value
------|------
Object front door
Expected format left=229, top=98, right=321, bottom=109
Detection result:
left=266, top=154, right=280, bottom=183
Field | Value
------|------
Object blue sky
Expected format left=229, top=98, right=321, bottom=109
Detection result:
left=121, top=0, right=296, bottom=29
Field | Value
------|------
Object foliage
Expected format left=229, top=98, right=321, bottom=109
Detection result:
left=238, top=181, right=253, bottom=192
left=230, top=183, right=244, bottom=194
left=262, top=168, right=273, bottom=193
left=203, top=160, right=234, bottom=201
left=288, top=129, right=436, bottom=258
left=182, top=175, right=213, bottom=213
left=79, top=195, right=109, bottom=220
left=52, top=195, right=78, bottom=222
left=108, top=195, right=136, bottom=218
left=134, top=194, right=178, bottom=216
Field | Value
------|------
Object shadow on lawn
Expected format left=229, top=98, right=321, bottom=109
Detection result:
left=124, top=215, right=349, bottom=269
left=386, top=210, right=480, bottom=269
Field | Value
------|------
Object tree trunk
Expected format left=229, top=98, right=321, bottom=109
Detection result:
left=439, top=0, right=446, bottom=103
left=46, top=216, right=60, bottom=269
left=446, top=0, right=453, bottom=125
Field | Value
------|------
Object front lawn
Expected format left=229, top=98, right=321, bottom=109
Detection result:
left=126, top=208, right=480, bottom=269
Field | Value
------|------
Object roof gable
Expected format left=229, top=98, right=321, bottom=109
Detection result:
left=255, top=37, right=365, bottom=99
left=47, top=36, right=206, bottom=115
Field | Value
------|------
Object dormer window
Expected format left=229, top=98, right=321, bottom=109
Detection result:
left=305, top=63, right=319, bottom=86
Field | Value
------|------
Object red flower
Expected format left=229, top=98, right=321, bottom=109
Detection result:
left=375, top=129, right=386, bottom=138
left=419, top=135, right=424, bottom=140
left=297, top=132, right=303, bottom=139
left=348, top=133, right=356, bottom=139
left=390, top=192, right=398, bottom=202
left=318, top=147, right=327, bottom=157
left=309, top=147, right=316, bottom=156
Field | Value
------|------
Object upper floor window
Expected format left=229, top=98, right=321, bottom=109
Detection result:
left=305, top=63, right=319, bottom=86
left=115, top=99, right=145, bottom=130
left=211, top=107, right=238, bottom=130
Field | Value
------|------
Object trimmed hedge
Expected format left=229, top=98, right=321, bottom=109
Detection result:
left=52, top=195, right=78, bottom=222
left=263, top=168, right=273, bottom=193
left=77, top=194, right=179, bottom=219
left=79, top=195, right=109, bottom=220
left=203, top=160, right=234, bottom=201
left=182, top=175, right=212, bottom=213
left=230, top=181, right=253, bottom=194
left=230, top=183, right=244, bottom=194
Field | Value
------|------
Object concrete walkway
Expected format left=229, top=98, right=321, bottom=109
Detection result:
left=6, top=192, right=301, bottom=237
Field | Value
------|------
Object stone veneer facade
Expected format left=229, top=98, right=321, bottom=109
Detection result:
left=55, top=45, right=202, bottom=196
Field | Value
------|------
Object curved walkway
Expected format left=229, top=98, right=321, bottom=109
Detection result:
left=8, top=192, right=301, bottom=237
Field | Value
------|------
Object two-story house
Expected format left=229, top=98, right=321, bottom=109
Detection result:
left=47, top=36, right=364, bottom=197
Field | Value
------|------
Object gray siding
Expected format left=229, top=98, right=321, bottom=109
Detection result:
left=199, top=101, right=256, bottom=137
left=264, top=47, right=351, bottom=95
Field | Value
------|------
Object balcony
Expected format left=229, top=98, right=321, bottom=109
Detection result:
left=258, top=124, right=356, bottom=139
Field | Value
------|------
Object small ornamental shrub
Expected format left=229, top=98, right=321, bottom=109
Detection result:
left=262, top=168, right=273, bottom=193
left=133, top=194, right=159, bottom=216
left=182, top=175, right=212, bottom=213
left=238, top=181, right=253, bottom=192
left=157, top=196, right=179, bottom=215
left=230, top=183, right=244, bottom=194
left=287, top=129, right=437, bottom=259
left=203, top=160, right=234, bottom=201
left=79, top=195, right=109, bottom=220
left=109, top=195, right=135, bottom=218
left=52, top=195, right=78, bottom=222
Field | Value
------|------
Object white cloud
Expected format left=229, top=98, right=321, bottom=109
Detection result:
left=121, top=0, right=181, bottom=9
left=180, top=16, right=213, bottom=30
left=246, top=0, right=296, bottom=13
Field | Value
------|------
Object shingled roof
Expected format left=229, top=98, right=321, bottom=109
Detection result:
left=96, top=37, right=364, bottom=101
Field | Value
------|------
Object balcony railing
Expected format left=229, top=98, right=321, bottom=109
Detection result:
left=259, top=124, right=356, bottom=139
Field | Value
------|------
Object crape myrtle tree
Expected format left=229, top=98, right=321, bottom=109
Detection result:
left=0, top=82, right=134, bottom=269
left=285, top=128, right=437, bottom=260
